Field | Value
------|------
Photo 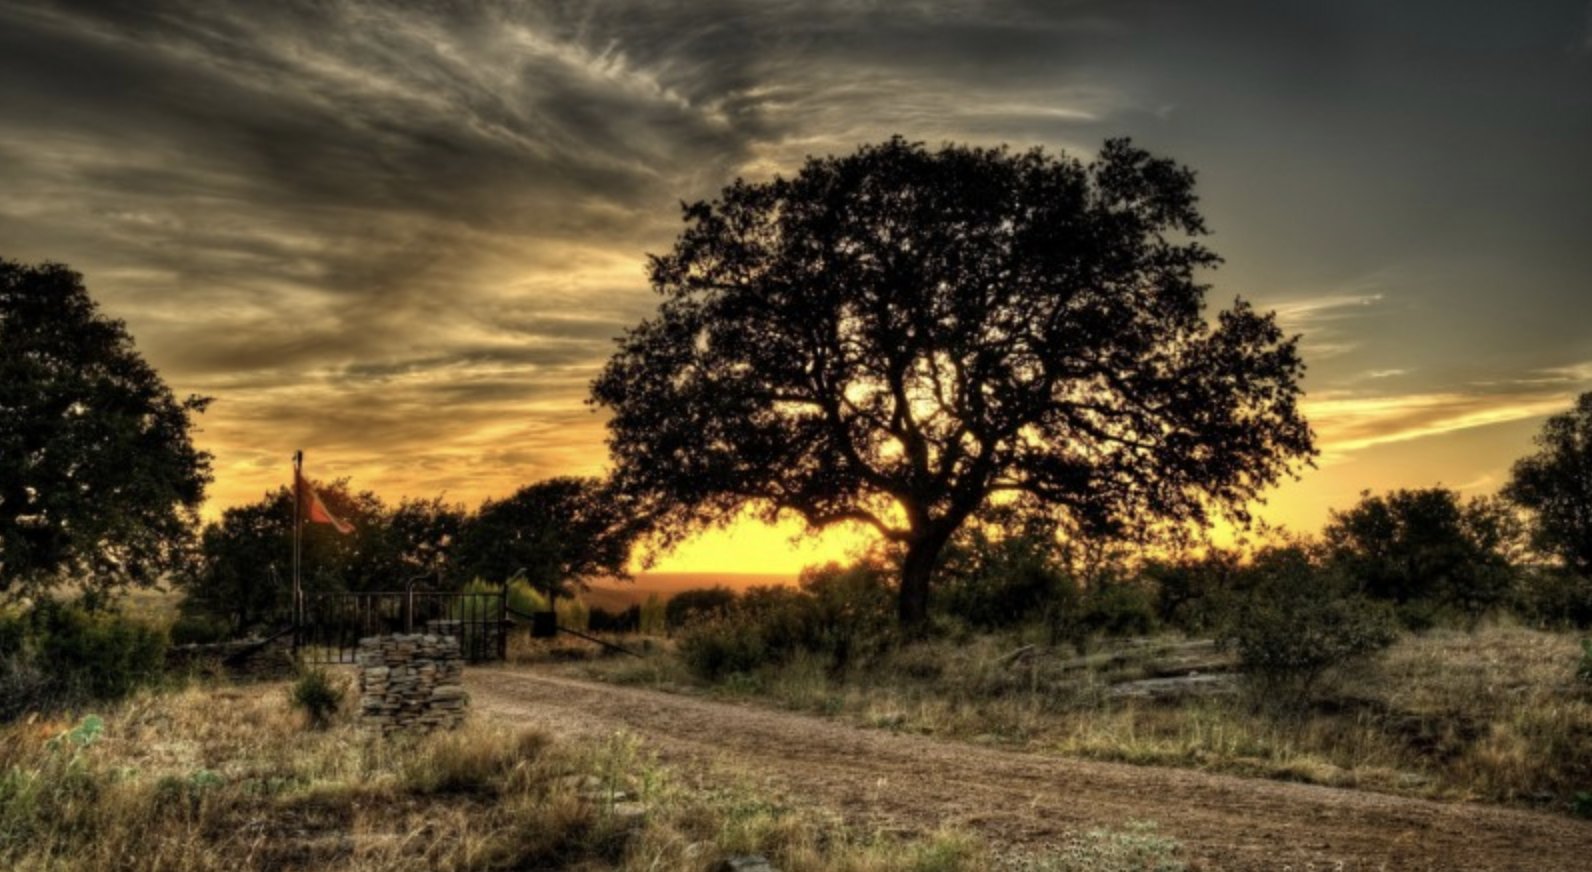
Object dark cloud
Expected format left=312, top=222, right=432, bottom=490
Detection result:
left=1, top=0, right=1588, bottom=526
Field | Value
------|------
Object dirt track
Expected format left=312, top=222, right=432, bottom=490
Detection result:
left=467, top=667, right=1590, bottom=871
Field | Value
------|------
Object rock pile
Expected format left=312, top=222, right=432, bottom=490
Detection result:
left=356, top=634, right=468, bottom=734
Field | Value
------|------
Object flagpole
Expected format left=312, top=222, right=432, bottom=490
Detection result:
left=292, top=450, right=303, bottom=637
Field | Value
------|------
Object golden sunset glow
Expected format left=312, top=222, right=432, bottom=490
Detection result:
left=3, top=2, right=1588, bottom=579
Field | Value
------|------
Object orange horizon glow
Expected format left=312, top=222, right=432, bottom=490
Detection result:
left=189, top=380, right=1581, bottom=578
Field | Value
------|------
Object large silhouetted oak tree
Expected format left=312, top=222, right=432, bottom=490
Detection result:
left=592, top=138, right=1315, bottom=629
left=1, top=259, right=212, bottom=597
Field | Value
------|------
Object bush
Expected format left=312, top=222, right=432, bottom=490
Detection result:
left=676, top=615, right=772, bottom=682
left=1513, top=569, right=1592, bottom=629
left=290, top=666, right=344, bottom=729
left=0, top=599, right=167, bottom=720
left=1221, top=548, right=1398, bottom=710
left=587, top=605, right=641, bottom=633
left=638, top=594, right=666, bottom=636
left=1577, top=639, right=1592, bottom=687
left=1076, top=580, right=1158, bottom=640
left=168, top=612, right=233, bottom=645
left=1144, top=551, right=1244, bottom=634
left=677, top=560, right=897, bottom=682
left=665, top=586, right=737, bottom=629
left=937, top=533, right=1073, bottom=631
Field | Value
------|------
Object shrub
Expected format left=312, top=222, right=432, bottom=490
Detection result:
left=638, top=593, right=666, bottom=636
left=677, top=560, right=897, bottom=682
left=795, top=560, right=896, bottom=669
left=556, top=596, right=590, bottom=631
left=676, top=615, right=771, bottom=682
left=937, top=532, right=1073, bottom=631
left=0, top=599, right=167, bottom=720
left=289, top=667, right=344, bottom=729
left=1222, top=548, right=1398, bottom=710
left=665, top=586, right=737, bottom=629
left=1577, top=639, right=1592, bottom=687
left=587, top=605, right=640, bottom=633
left=168, top=612, right=233, bottom=645
left=1513, top=569, right=1592, bottom=629
left=1144, top=551, right=1244, bottom=634
left=1076, top=580, right=1158, bottom=640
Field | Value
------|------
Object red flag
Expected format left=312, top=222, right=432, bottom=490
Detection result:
left=296, top=469, right=354, bottom=534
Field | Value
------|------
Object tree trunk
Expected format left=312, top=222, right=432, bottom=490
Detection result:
left=897, top=533, right=947, bottom=634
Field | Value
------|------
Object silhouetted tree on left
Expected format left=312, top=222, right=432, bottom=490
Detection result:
left=0, top=259, right=211, bottom=597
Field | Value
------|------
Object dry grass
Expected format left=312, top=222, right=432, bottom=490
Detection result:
left=572, top=624, right=1592, bottom=812
left=0, top=677, right=1156, bottom=871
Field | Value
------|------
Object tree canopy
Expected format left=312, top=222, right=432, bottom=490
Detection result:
left=452, top=477, right=640, bottom=598
left=592, top=137, right=1315, bottom=628
left=1323, top=488, right=1518, bottom=624
left=1, top=259, right=211, bottom=597
left=1505, top=391, right=1592, bottom=577
left=182, top=481, right=466, bottom=631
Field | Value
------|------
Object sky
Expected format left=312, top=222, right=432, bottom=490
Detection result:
left=2, top=0, right=1589, bottom=576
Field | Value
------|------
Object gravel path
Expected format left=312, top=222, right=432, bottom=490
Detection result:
left=468, top=667, right=1591, bottom=871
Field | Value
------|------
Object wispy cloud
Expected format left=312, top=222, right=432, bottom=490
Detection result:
left=2, top=0, right=1588, bottom=556
left=0, top=0, right=1140, bottom=512
left=1271, top=292, right=1384, bottom=326
left=1306, top=388, right=1574, bottom=461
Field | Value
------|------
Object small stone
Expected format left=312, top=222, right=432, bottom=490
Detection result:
left=715, top=855, right=779, bottom=872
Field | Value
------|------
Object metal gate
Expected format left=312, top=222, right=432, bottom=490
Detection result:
left=296, top=588, right=506, bottom=664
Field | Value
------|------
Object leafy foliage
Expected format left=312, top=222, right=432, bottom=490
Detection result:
left=1143, top=548, right=1245, bottom=634
left=0, top=259, right=212, bottom=596
left=593, top=137, right=1314, bottom=628
left=937, top=523, right=1075, bottom=633
left=1076, top=579, right=1159, bottom=640
left=1222, top=546, right=1397, bottom=710
left=663, top=586, right=737, bottom=629
left=678, top=561, right=897, bottom=681
left=181, top=481, right=460, bottom=632
left=453, top=477, right=640, bottom=598
left=1324, top=488, right=1518, bottom=626
left=1505, top=391, right=1592, bottom=578
left=1513, top=567, right=1592, bottom=629
left=289, top=666, right=343, bottom=729
left=0, top=599, right=166, bottom=720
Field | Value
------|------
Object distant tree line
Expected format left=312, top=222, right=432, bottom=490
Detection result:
left=176, top=476, right=644, bottom=639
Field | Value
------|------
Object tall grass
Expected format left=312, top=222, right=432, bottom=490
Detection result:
left=580, top=624, right=1592, bottom=811
left=1, top=681, right=1146, bottom=871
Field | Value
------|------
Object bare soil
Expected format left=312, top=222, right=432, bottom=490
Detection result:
left=467, top=667, right=1592, bottom=871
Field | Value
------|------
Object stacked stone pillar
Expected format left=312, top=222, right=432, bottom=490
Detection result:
left=356, top=634, right=468, bottom=734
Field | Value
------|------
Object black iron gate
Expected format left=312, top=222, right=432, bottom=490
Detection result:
left=296, top=588, right=506, bottom=664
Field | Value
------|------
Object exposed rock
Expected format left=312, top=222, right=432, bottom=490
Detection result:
left=716, top=855, right=780, bottom=872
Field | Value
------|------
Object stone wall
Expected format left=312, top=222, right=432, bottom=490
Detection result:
left=356, top=634, right=468, bottom=734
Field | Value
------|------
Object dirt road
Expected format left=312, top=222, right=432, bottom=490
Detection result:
left=467, top=667, right=1590, bottom=871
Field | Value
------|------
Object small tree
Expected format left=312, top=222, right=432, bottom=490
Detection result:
left=182, top=480, right=442, bottom=632
left=592, top=138, right=1314, bottom=631
left=1, top=260, right=212, bottom=596
left=452, top=477, right=640, bottom=599
left=1505, top=392, right=1592, bottom=578
left=1323, top=487, right=1516, bottom=625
